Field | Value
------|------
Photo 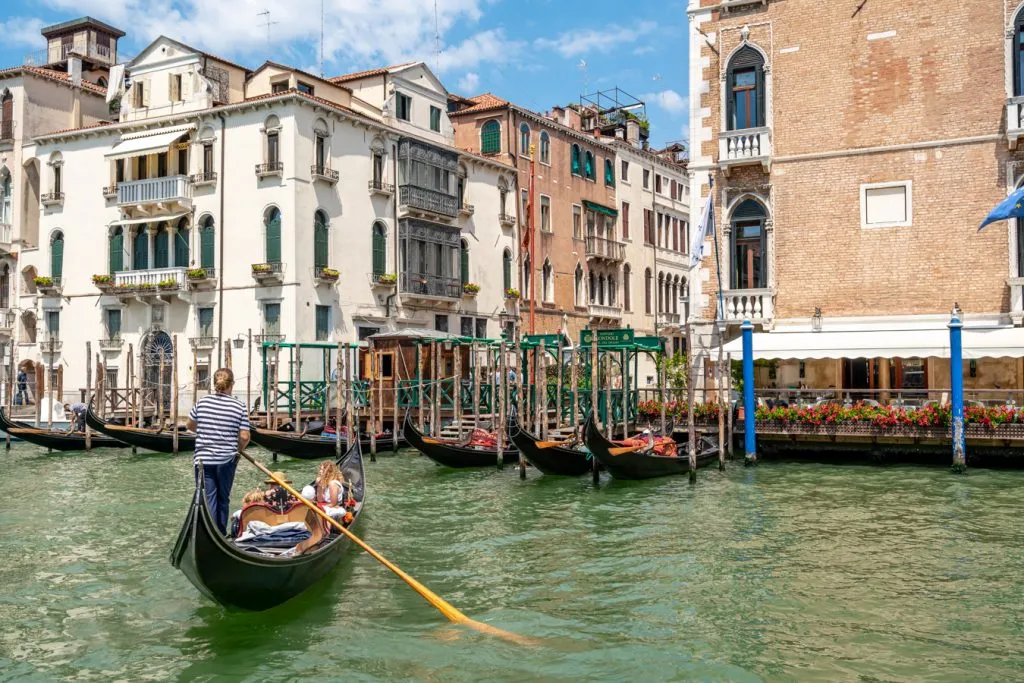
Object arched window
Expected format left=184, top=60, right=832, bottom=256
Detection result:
left=460, top=239, right=470, bottom=285
left=0, top=90, right=12, bottom=130
left=50, top=231, right=64, bottom=281
left=502, top=248, right=512, bottom=291
left=604, top=159, right=614, bottom=187
left=571, top=144, right=581, bottom=176
left=133, top=226, right=148, bottom=270
left=265, top=207, right=282, bottom=264
left=174, top=218, right=189, bottom=267
left=1015, top=8, right=1024, bottom=97
left=672, top=276, right=679, bottom=314
left=0, top=264, right=9, bottom=309
left=542, top=258, right=552, bottom=303
left=109, top=227, right=124, bottom=274
left=199, top=216, right=215, bottom=269
left=731, top=198, right=768, bottom=289
left=154, top=222, right=169, bottom=268
left=623, top=264, right=631, bottom=311
left=584, top=151, right=595, bottom=180
left=372, top=222, right=387, bottom=277
left=574, top=264, right=584, bottom=306
left=589, top=271, right=596, bottom=303
left=539, top=132, right=550, bottom=164
left=313, top=210, right=329, bottom=270
left=522, top=254, right=531, bottom=299
left=644, top=268, right=652, bottom=314
left=727, top=46, right=765, bottom=131
left=481, top=120, right=501, bottom=154
left=520, top=123, right=531, bottom=155
left=0, top=171, right=10, bottom=224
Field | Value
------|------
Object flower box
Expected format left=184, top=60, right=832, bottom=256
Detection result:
left=187, top=268, right=211, bottom=280
left=504, top=288, right=520, bottom=299
left=462, top=282, right=480, bottom=296
left=373, top=273, right=397, bottom=287
left=34, top=276, right=54, bottom=287
left=158, top=279, right=179, bottom=290
left=316, top=267, right=340, bottom=282
left=252, top=264, right=273, bottom=273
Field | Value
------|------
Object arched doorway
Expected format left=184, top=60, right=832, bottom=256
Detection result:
left=17, top=359, right=36, bottom=406
left=141, top=329, right=173, bottom=415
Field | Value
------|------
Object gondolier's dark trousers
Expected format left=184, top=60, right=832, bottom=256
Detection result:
left=196, top=459, right=237, bottom=535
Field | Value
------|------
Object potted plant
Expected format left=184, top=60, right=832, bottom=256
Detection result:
left=92, top=274, right=114, bottom=291
left=158, top=278, right=178, bottom=290
left=34, top=276, right=54, bottom=288
left=187, top=268, right=209, bottom=280
left=318, top=267, right=340, bottom=282
left=504, top=287, right=520, bottom=300
left=376, top=273, right=397, bottom=286
left=252, top=263, right=273, bottom=274
left=462, top=282, right=480, bottom=296
left=137, top=283, right=156, bottom=291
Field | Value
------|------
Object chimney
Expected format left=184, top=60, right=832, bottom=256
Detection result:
left=625, top=119, right=640, bottom=148
left=550, top=106, right=564, bottom=124
left=564, top=106, right=581, bottom=131
left=68, top=56, right=82, bottom=87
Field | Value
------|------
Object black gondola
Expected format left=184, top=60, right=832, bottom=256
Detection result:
left=170, top=439, right=365, bottom=611
left=507, top=413, right=592, bottom=476
left=0, top=407, right=130, bottom=451
left=250, top=427, right=406, bottom=459
left=584, top=413, right=717, bottom=480
left=86, top=406, right=196, bottom=453
left=403, top=413, right=518, bottom=468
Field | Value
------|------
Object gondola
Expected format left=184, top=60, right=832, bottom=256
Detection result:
left=403, top=413, right=518, bottom=468
left=86, top=406, right=196, bottom=453
left=584, top=412, right=717, bottom=480
left=0, top=407, right=130, bottom=451
left=250, top=426, right=406, bottom=460
left=507, top=413, right=593, bottom=476
left=170, top=439, right=365, bottom=611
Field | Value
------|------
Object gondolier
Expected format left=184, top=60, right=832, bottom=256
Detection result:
left=186, top=368, right=251, bottom=535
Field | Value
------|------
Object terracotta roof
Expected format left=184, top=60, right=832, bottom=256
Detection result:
left=0, top=66, right=107, bottom=96
left=448, top=93, right=509, bottom=116
left=328, top=62, right=417, bottom=84
left=251, top=61, right=352, bottom=93
left=36, top=120, right=116, bottom=137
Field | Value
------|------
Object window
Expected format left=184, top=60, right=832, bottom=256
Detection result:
left=45, top=310, right=60, bottom=339
left=572, top=204, right=582, bottom=240
left=539, top=132, right=550, bottom=164
left=861, top=181, right=912, bottom=228
left=135, top=156, right=147, bottom=181
left=502, top=248, right=512, bottom=291
left=655, top=174, right=662, bottom=194
left=202, top=142, right=213, bottom=175
left=643, top=169, right=650, bottom=189
left=53, top=164, right=62, bottom=195
left=727, top=46, right=765, bottom=130
left=297, top=81, right=314, bottom=95
left=621, top=160, right=629, bottom=182
left=271, top=81, right=288, bottom=94
left=267, top=131, right=279, bottom=166
left=475, top=318, right=487, bottom=339
left=521, top=190, right=528, bottom=226
left=604, top=159, right=614, bottom=187
left=499, top=188, right=507, bottom=216
left=542, top=259, right=553, bottom=303
left=574, top=264, right=584, bottom=307
left=372, top=151, right=384, bottom=185
left=522, top=255, right=531, bottom=300
left=378, top=352, right=394, bottom=379
left=644, top=209, right=653, bottom=244
left=105, top=308, right=121, bottom=339
left=481, top=120, right=500, bottom=154
left=1015, top=8, right=1024, bottom=97
left=105, top=367, right=119, bottom=389
left=730, top=199, right=768, bottom=289
left=372, top=222, right=387, bottom=278
left=263, top=303, right=281, bottom=335
left=154, top=223, right=169, bottom=268
left=430, top=106, right=441, bottom=132
left=396, top=92, right=412, bottom=121
left=645, top=268, right=652, bottom=314
left=177, top=147, right=188, bottom=176
left=197, top=307, right=214, bottom=337
left=584, top=151, right=595, bottom=180
left=50, top=231, right=64, bottom=281
left=622, top=202, right=630, bottom=239
left=623, top=264, right=631, bottom=311
left=681, top=220, right=689, bottom=254
left=199, top=216, right=215, bottom=269
left=459, top=239, right=469, bottom=285
left=156, top=152, right=168, bottom=178
left=520, top=123, right=531, bottom=155
left=265, top=207, right=282, bottom=263
left=540, top=196, right=551, bottom=233
left=175, top=218, right=189, bottom=267
left=115, top=159, right=125, bottom=183
left=132, top=227, right=147, bottom=269
left=571, top=144, right=581, bottom=176
left=358, top=326, right=380, bottom=341
left=461, top=316, right=473, bottom=337
left=314, top=210, right=329, bottom=270
left=434, top=314, right=448, bottom=332
left=315, top=305, right=330, bottom=341
left=315, top=134, right=327, bottom=169
left=589, top=271, right=596, bottom=304
left=133, top=81, right=145, bottom=108
left=170, top=73, right=182, bottom=101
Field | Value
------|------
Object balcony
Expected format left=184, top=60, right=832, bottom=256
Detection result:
left=0, top=120, right=14, bottom=144
left=585, top=235, right=626, bottom=263
left=117, top=175, right=190, bottom=212
left=39, top=338, right=62, bottom=353
left=190, top=171, right=218, bottom=187
left=35, top=277, right=61, bottom=296
left=98, top=337, right=123, bottom=352
left=252, top=261, right=284, bottom=285
left=189, top=336, right=217, bottom=351
left=254, top=333, right=286, bottom=345
left=719, top=127, right=772, bottom=174
left=724, top=288, right=774, bottom=324
left=588, top=303, right=623, bottom=322
left=314, top=266, right=340, bottom=285
left=499, top=213, right=516, bottom=228
left=657, top=312, right=682, bottom=327
left=368, top=272, right=397, bottom=289
left=256, top=161, right=283, bottom=179
left=41, top=191, right=64, bottom=207
left=113, top=267, right=187, bottom=296
left=400, top=272, right=462, bottom=301
left=1008, top=97, right=1024, bottom=149
left=0, top=310, right=14, bottom=336
left=399, top=185, right=458, bottom=220
left=0, top=223, right=11, bottom=251
left=186, top=266, right=217, bottom=290
left=102, top=184, right=117, bottom=199
left=311, top=164, right=339, bottom=184
left=459, top=201, right=475, bottom=217
left=368, top=179, right=395, bottom=196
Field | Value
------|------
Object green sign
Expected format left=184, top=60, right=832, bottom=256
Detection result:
left=522, top=333, right=561, bottom=348
left=579, top=328, right=635, bottom=346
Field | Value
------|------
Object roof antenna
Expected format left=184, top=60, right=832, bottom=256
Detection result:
left=434, top=0, right=440, bottom=72
left=257, top=9, right=278, bottom=51
left=320, top=0, right=325, bottom=77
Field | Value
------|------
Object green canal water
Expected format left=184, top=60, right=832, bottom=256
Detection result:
left=1, top=445, right=1023, bottom=682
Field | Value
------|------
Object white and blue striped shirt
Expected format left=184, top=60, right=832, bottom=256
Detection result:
left=189, top=393, right=251, bottom=465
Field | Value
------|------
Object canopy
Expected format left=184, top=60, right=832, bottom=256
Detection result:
left=582, top=200, right=618, bottom=218
left=105, top=125, right=195, bottom=161
left=721, top=327, right=1024, bottom=360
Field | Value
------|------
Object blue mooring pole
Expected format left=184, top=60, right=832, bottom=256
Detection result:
left=741, top=320, right=756, bottom=465
left=949, top=313, right=966, bottom=473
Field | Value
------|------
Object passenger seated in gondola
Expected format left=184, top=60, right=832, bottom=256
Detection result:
left=320, top=418, right=338, bottom=439
left=264, top=472, right=299, bottom=512
left=229, top=489, right=268, bottom=536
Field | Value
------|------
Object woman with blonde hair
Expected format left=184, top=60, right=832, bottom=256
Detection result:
left=314, top=460, right=346, bottom=508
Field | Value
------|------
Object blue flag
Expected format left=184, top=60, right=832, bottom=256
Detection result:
left=979, top=185, right=1024, bottom=231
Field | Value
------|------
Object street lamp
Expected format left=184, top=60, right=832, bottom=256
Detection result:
left=232, top=334, right=245, bottom=349
left=811, top=307, right=823, bottom=333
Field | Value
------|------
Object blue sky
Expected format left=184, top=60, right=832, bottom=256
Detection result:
left=0, top=0, right=690, bottom=149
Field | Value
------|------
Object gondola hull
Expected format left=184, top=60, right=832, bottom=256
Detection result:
left=0, top=408, right=129, bottom=451
left=250, top=428, right=405, bottom=459
left=403, top=414, right=518, bottom=468
left=170, top=441, right=365, bottom=611
left=584, top=413, right=716, bottom=480
left=508, top=416, right=591, bottom=476
left=86, top=406, right=195, bottom=453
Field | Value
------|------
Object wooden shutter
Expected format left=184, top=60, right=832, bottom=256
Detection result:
left=154, top=228, right=169, bottom=268
left=50, top=235, right=64, bottom=280
left=109, top=229, right=123, bottom=274
left=265, top=210, right=281, bottom=263
left=175, top=227, right=189, bottom=267
left=460, top=241, right=469, bottom=285
left=200, top=222, right=215, bottom=268
left=502, top=251, right=511, bottom=291
left=372, top=224, right=385, bottom=276
left=314, top=215, right=328, bottom=269
left=169, top=74, right=178, bottom=101
left=133, top=229, right=148, bottom=269
left=142, top=79, right=150, bottom=107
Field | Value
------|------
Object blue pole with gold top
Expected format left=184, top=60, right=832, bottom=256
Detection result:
left=949, top=304, right=966, bottom=473
left=741, top=320, right=756, bottom=465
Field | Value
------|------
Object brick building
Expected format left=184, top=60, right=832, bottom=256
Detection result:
left=688, top=0, right=1024, bottom=397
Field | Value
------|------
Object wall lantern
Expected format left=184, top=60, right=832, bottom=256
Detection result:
left=232, top=334, right=245, bottom=349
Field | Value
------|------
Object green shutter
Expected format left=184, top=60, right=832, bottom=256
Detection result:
left=372, top=224, right=386, bottom=276
left=460, top=241, right=469, bottom=285
left=200, top=222, right=215, bottom=268
left=481, top=121, right=500, bottom=154
left=133, top=228, right=148, bottom=269
left=503, top=251, right=511, bottom=291
left=109, top=229, right=123, bottom=274
left=266, top=209, right=281, bottom=263
left=605, top=160, right=614, bottom=187
left=175, top=227, right=189, bottom=267
left=51, top=234, right=64, bottom=280
left=585, top=152, right=594, bottom=179
left=314, top=213, right=328, bottom=269
left=571, top=146, right=580, bottom=175
left=154, top=228, right=169, bottom=268
left=316, top=305, right=329, bottom=341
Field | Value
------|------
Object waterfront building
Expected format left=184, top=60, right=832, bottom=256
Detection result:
left=19, top=34, right=516, bottom=397
left=687, top=0, right=1024, bottom=398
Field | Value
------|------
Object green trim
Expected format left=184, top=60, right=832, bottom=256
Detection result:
left=583, top=200, right=618, bottom=218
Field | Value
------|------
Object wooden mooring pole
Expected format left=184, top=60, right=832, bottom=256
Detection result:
left=368, top=338, right=377, bottom=462
left=686, top=330, right=697, bottom=484
left=717, top=335, right=726, bottom=471
left=590, top=333, right=599, bottom=484
left=84, top=342, right=92, bottom=449
left=172, top=336, right=179, bottom=455
left=335, top=343, right=343, bottom=458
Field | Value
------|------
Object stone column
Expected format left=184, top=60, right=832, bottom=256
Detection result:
left=167, top=224, right=177, bottom=267
left=878, top=358, right=891, bottom=404
left=147, top=226, right=156, bottom=269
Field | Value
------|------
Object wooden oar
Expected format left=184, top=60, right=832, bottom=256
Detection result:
left=239, top=451, right=534, bottom=646
left=608, top=444, right=648, bottom=456
left=535, top=438, right=573, bottom=449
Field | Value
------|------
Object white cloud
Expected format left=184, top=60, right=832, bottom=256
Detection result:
left=1, top=17, right=47, bottom=50
left=643, top=89, right=688, bottom=115
left=632, top=45, right=655, bottom=56
left=436, top=29, right=523, bottom=73
left=457, top=71, right=480, bottom=93
left=535, top=21, right=656, bottom=58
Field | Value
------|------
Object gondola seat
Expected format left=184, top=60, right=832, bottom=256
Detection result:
left=236, top=502, right=327, bottom=554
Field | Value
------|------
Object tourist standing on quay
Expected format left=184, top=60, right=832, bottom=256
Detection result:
left=186, top=368, right=251, bottom=534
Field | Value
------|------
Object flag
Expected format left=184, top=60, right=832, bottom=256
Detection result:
left=689, top=179, right=714, bottom=268
left=979, top=185, right=1024, bottom=231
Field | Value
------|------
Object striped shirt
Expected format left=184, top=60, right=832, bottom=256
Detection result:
left=189, top=393, right=251, bottom=465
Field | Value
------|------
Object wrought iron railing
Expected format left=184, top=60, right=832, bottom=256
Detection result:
left=252, top=261, right=284, bottom=279
left=400, top=271, right=461, bottom=298
left=399, top=185, right=458, bottom=218
left=190, top=171, right=218, bottom=185
left=41, top=191, right=64, bottom=205
left=368, top=179, right=395, bottom=194
left=584, top=235, right=626, bottom=261
left=311, top=165, right=339, bottom=182
left=255, top=161, right=284, bottom=176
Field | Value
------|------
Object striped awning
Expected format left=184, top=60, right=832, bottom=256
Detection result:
left=583, top=200, right=618, bottom=218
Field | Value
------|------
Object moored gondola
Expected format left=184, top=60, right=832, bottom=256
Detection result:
left=584, top=412, right=716, bottom=480
left=403, top=413, right=518, bottom=468
left=0, top=407, right=130, bottom=451
left=507, top=413, right=592, bottom=476
left=86, top=406, right=196, bottom=453
left=170, top=439, right=365, bottom=610
left=250, top=427, right=405, bottom=459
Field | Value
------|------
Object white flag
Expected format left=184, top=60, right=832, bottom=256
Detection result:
left=688, top=186, right=714, bottom=269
